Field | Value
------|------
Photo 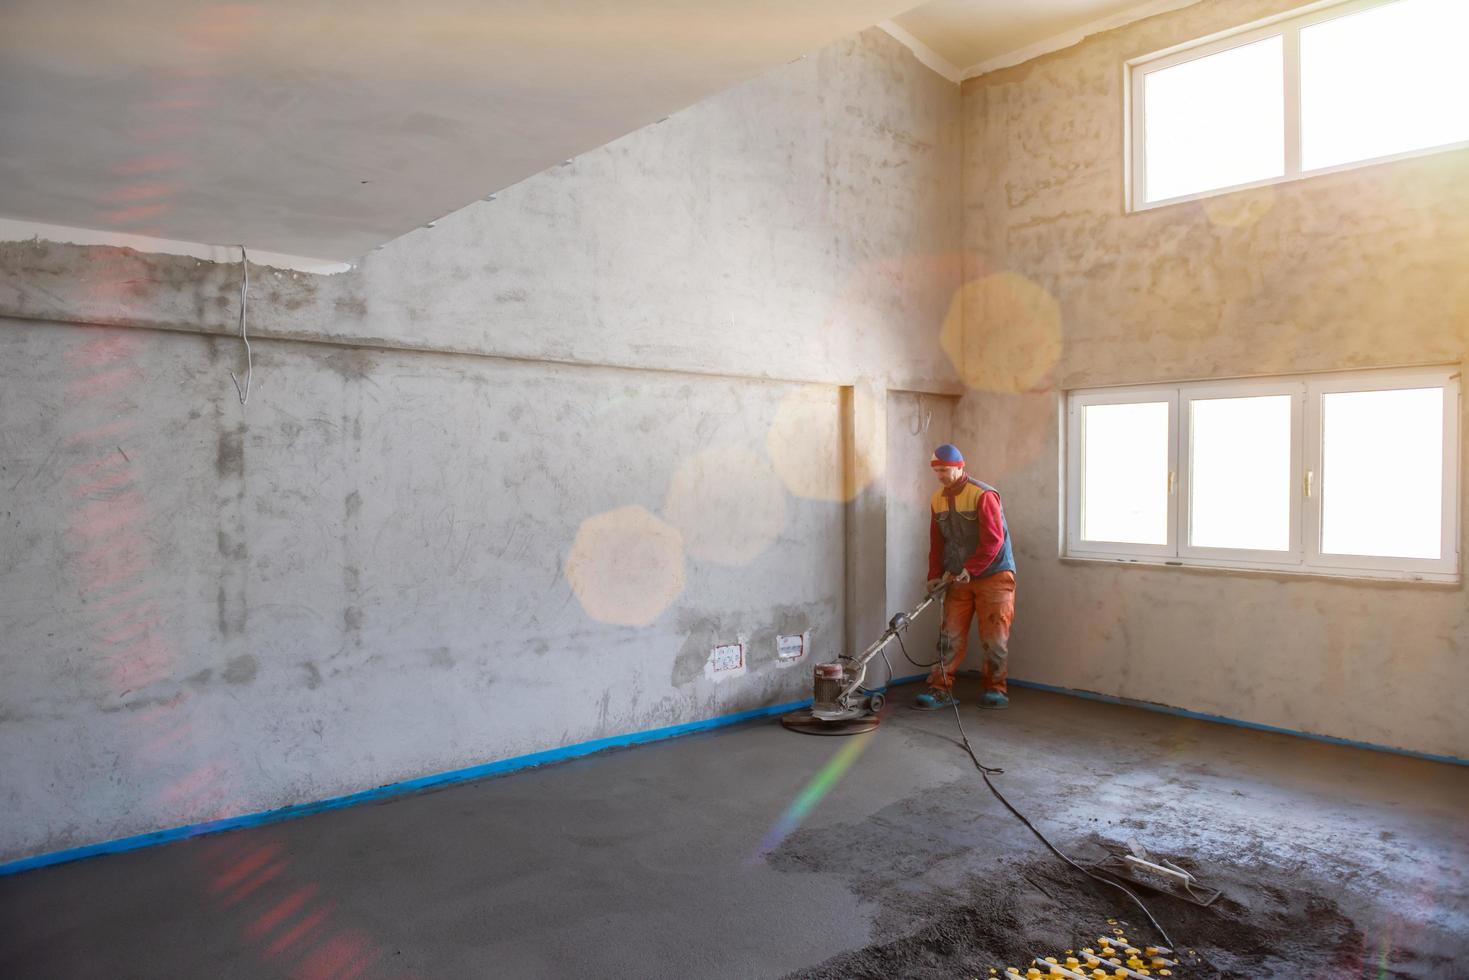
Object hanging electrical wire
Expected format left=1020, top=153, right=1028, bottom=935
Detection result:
left=229, top=244, right=252, bottom=406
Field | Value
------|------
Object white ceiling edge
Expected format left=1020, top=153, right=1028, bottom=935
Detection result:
left=877, top=20, right=963, bottom=83
left=0, top=218, right=352, bottom=275
left=958, top=0, right=1203, bottom=78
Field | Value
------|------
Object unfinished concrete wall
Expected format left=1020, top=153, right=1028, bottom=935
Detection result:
left=955, top=0, right=1469, bottom=759
left=0, top=28, right=962, bottom=863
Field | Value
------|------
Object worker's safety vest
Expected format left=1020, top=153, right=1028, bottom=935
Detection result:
left=930, top=477, right=1016, bottom=578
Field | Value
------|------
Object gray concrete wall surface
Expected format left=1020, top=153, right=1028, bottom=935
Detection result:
left=954, top=0, right=1469, bottom=760
left=0, top=28, right=963, bottom=863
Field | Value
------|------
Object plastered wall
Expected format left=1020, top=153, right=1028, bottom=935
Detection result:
left=954, top=0, right=1469, bottom=759
left=0, top=28, right=963, bottom=862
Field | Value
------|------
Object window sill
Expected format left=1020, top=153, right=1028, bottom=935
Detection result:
left=1126, top=140, right=1469, bottom=216
left=1059, top=553, right=1461, bottom=587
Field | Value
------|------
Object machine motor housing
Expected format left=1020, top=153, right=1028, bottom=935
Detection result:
left=812, top=662, right=846, bottom=713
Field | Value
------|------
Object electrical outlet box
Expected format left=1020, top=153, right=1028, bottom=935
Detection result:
left=776, top=633, right=806, bottom=662
left=711, top=643, right=744, bottom=673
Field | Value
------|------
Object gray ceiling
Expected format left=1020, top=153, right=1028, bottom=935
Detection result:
left=0, top=0, right=910, bottom=263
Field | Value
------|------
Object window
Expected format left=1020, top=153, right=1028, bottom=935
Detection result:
left=1129, top=0, right=1469, bottom=209
left=1142, top=35, right=1285, bottom=202
left=1077, top=394, right=1175, bottom=552
left=1066, top=367, right=1461, bottom=581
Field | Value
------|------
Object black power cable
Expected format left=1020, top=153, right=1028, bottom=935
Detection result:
left=895, top=632, right=1177, bottom=952
left=899, top=633, right=944, bottom=670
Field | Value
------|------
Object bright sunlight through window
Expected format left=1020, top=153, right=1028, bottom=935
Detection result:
left=1131, top=0, right=1469, bottom=208
left=1189, top=395, right=1292, bottom=552
left=1143, top=36, right=1285, bottom=203
left=1321, top=388, right=1444, bottom=559
left=1081, top=401, right=1171, bottom=546
left=1067, top=368, right=1460, bottom=581
left=1301, top=0, right=1469, bottom=171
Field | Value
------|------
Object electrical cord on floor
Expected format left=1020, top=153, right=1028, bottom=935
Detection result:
left=895, top=633, right=1177, bottom=953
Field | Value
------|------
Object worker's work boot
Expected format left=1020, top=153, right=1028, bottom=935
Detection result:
left=913, top=688, right=958, bottom=710
left=979, top=690, right=1009, bottom=710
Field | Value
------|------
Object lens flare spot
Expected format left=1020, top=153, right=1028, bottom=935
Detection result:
left=940, top=272, right=1062, bottom=393
left=1202, top=185, right=1276, bottom=229
left=566, top=506, right=685, bottom=626
left=663, top=446, right=787, bottom=566
left=101, top=203, right=171, bottom=225
left=766, top=387, right=875, bottom=502
left=753, top=733, right=876, bottom=861
left=103, top=183, right=182, bottom=203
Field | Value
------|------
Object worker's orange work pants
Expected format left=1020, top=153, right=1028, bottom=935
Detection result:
left=928, top=571, right=1015, bottom=694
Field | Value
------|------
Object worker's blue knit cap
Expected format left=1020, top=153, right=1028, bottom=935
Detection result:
left=930, top=444, right=964, bottom=469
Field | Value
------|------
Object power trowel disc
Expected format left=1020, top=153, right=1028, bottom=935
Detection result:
left=779, top=709, right=880, bottom=736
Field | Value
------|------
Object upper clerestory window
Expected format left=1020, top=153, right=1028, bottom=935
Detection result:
left=1127, top=0, right=1469, bottom=210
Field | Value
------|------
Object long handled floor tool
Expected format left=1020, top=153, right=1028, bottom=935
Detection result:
left=780, top=583, right=947, bottom=736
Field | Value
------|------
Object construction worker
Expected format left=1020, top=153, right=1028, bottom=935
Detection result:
left=915, top=443, right=1016, bottom=710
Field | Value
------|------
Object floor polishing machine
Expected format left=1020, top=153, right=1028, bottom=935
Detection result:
left=780, top=582, right=947, bottom=736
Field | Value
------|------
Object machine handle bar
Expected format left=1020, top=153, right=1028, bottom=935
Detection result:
left=836, top=582, right=949, bottom=703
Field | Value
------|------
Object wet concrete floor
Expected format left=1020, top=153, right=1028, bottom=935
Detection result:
left=2, top=681, right=1465, bottom=978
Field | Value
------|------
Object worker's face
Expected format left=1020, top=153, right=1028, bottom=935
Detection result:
left=933, top=465, right=963, bottom=487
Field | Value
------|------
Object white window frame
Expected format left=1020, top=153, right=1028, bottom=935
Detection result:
left=1303, top=366, right=1461, bottom=577
left=1177, top=379, right=1306, bottom=567
left=1126, top=0, right=1469, bottom=212
left=1066, top=386, right=1179, bottom=560
left=1065, top=366, right=1461, bottom=582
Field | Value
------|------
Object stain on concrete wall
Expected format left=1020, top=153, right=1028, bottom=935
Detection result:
left=954, top=0, right=1469, bottom=759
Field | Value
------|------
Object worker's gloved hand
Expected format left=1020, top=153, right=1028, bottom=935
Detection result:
left=925, top=577, right=944, bottom=593
left=952, top=569, right=971, bottom=584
